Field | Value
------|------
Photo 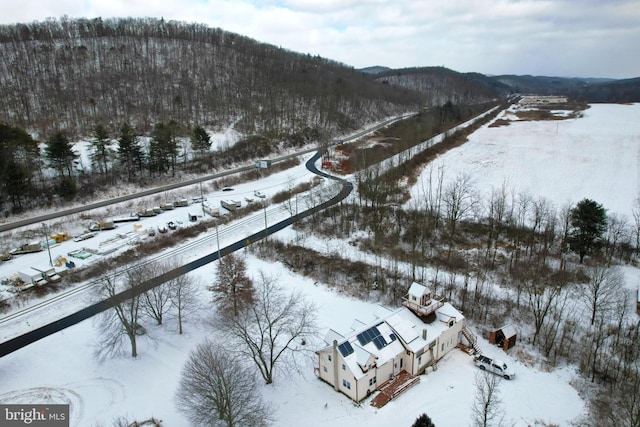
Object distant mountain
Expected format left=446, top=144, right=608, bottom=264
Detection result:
left=359, top=66, right=392, bottom=75
left=493, top=74, right=640, bottom=102
left=371, top=67, right=504, bottom=106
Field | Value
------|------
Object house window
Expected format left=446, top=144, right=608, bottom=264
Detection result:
left=323, top=366, right=327, bottom=373
left=418, top=356, right=422, bottom=365
left=369, top=378, right=374, bottom=386
left=328, top=355, right=332, bottom=361
left=342, top=364, right=346, bottom=371
left=441, top=343, right=444, bottom=352
left=373, top=376, right=377, bottom=384
left=343, top=379, right=351, bottom=389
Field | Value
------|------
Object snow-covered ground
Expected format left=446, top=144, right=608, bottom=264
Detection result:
left=3, top=103, right=639, bottom=426
left=412, top=103, right=640, bottom=218
left=0, top=251, right=586, bottom=427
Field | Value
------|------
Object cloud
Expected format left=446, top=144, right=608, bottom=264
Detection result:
left=0, top=0, right=637, bottom=78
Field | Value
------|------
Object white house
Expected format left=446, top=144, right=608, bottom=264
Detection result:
left=316, top=282, right=468, bottom=402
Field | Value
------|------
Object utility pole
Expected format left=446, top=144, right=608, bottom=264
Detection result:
left=263, top=201, right=268, bottom=240
left=200, top=182, right=205, bottom=216
left=42, top=223, right=53, bottom=267
left=215, top=220, right=221, bottom=262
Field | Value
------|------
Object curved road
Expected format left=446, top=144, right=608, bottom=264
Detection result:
left=0, top=114, right=407, bottom=233
left=0, top=151, right=352, bottom=358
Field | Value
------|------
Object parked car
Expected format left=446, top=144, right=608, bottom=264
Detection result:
left=474, top=354, right=515, bottom=379
left=222, top=187, right=234, bottom=192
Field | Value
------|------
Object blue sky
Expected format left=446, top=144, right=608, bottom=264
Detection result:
left=0, top=0, right=638, bottom=78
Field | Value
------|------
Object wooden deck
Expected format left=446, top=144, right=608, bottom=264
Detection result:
left=370, top=370, right=420, bottom=408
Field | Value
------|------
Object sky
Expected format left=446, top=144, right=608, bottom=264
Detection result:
left=0, top=1, right=638, bottom=78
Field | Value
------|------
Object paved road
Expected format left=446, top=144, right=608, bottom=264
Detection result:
left=0, top=115, right=407, bottom=234
left=0, top=151, right=352, bottom=358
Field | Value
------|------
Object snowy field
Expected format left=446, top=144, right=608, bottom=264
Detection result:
left=411, top=103, right=640, bottom=218
left=3, top=103, right=639, bottom=426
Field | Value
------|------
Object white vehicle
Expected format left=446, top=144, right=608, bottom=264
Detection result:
left=254, top=190, right=266, bottom=198
left=474, top=354, right=515, bottom=379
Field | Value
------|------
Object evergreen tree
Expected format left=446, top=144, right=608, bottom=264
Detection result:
left=412, top=413, right=435, bottom=427
left=569, top=198, right=607, bottom=263
left=190, top=125, right=211, bottom=153
left=0, top=123, right=39, bottom=210
left=149, top=120, right=180, bottom=176
left=44, top=131, right=77, bottom=178
left=117, top=122, right=143, bottom=181
left=90, top=123, right=112, bottom=177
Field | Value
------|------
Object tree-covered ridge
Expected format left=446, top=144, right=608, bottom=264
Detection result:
left=0, top=17, right=424, bottom=137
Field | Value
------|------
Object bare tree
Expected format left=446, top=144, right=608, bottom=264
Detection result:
left=175, top=339, right=272, bottom=427
left=632, top=197, right=640, bottom=257
left=603, top=213, right=629, bottom=265
left=471, top=370, right=505, bottom=427
left=210, top=253, right=254, bottom=317
left=142, top=263, right=172, bottom=325
left=526, top=280, right=563, bottom=347
left=580, top=266, right=624, bottom=326
left=443, top=173, right=476, bottom=261
left=221, top=272, right=318, bottom=384
left=169, top=272, right=201, bottom=334
left=94, top=268, right=147, bottom=359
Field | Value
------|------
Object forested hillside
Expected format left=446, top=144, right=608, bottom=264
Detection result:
left=0, top=17, right=428, bottom=138
left=0, top=17, right=506, bottom=216
left=373, top=67, right=509, bottom=105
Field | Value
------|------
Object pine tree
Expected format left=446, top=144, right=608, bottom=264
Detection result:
left=44, top=131, right=77, bottom=178
left=412, top=413, right=435, bottom=427
left=117, top=122, right=144, bottom=181
left=190, top=125, right=211, bottom=154
left=569, top=198, right=607, bottom=263
left=90, top=123, right=112, bottom=177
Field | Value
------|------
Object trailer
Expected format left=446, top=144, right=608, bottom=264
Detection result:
left=89, top=220, right=116, bottom=231
left=10, top=241, right=43, bottom=255
left=18, top=270, right=48, bottom=287
left=113, top=214, right=140, bottom=223
left=255, top=159, right=272, bottom=169
left=221, top=199, right=241, bottom=211
left=137, top=208, right=157, bottom=217
left=203, top=203, right=220, bottom=217
left=32, top=266, right=62, bottom=283
left=173, top=199, right=189, bottom=207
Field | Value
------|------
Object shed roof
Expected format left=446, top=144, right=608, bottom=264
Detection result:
left=500, top=325, right=517, bottom=339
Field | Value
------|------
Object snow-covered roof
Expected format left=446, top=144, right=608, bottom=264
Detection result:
left=350, top=319, right=366, bottom=331
left=323, top=329, right=345, bottom=345
left=407, top=282, right=429, bottom=298
left=500, top=325, right=517, bottom=338
left=324, top=301, right=465, bottom=378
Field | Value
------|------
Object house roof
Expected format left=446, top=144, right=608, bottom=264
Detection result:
left=323, top=329, right=345, bottom=345
left=320, top=301, right=465, bottom=378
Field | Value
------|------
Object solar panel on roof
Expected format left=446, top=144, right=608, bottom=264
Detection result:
left=357, top=329, right=374, bottom=345
left=338, top=341, right=354, bottom=357
left=372, top=335, right=388, bottom=350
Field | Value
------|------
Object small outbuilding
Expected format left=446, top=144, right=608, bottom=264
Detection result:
left=489, top=325, right=517, bottom=351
